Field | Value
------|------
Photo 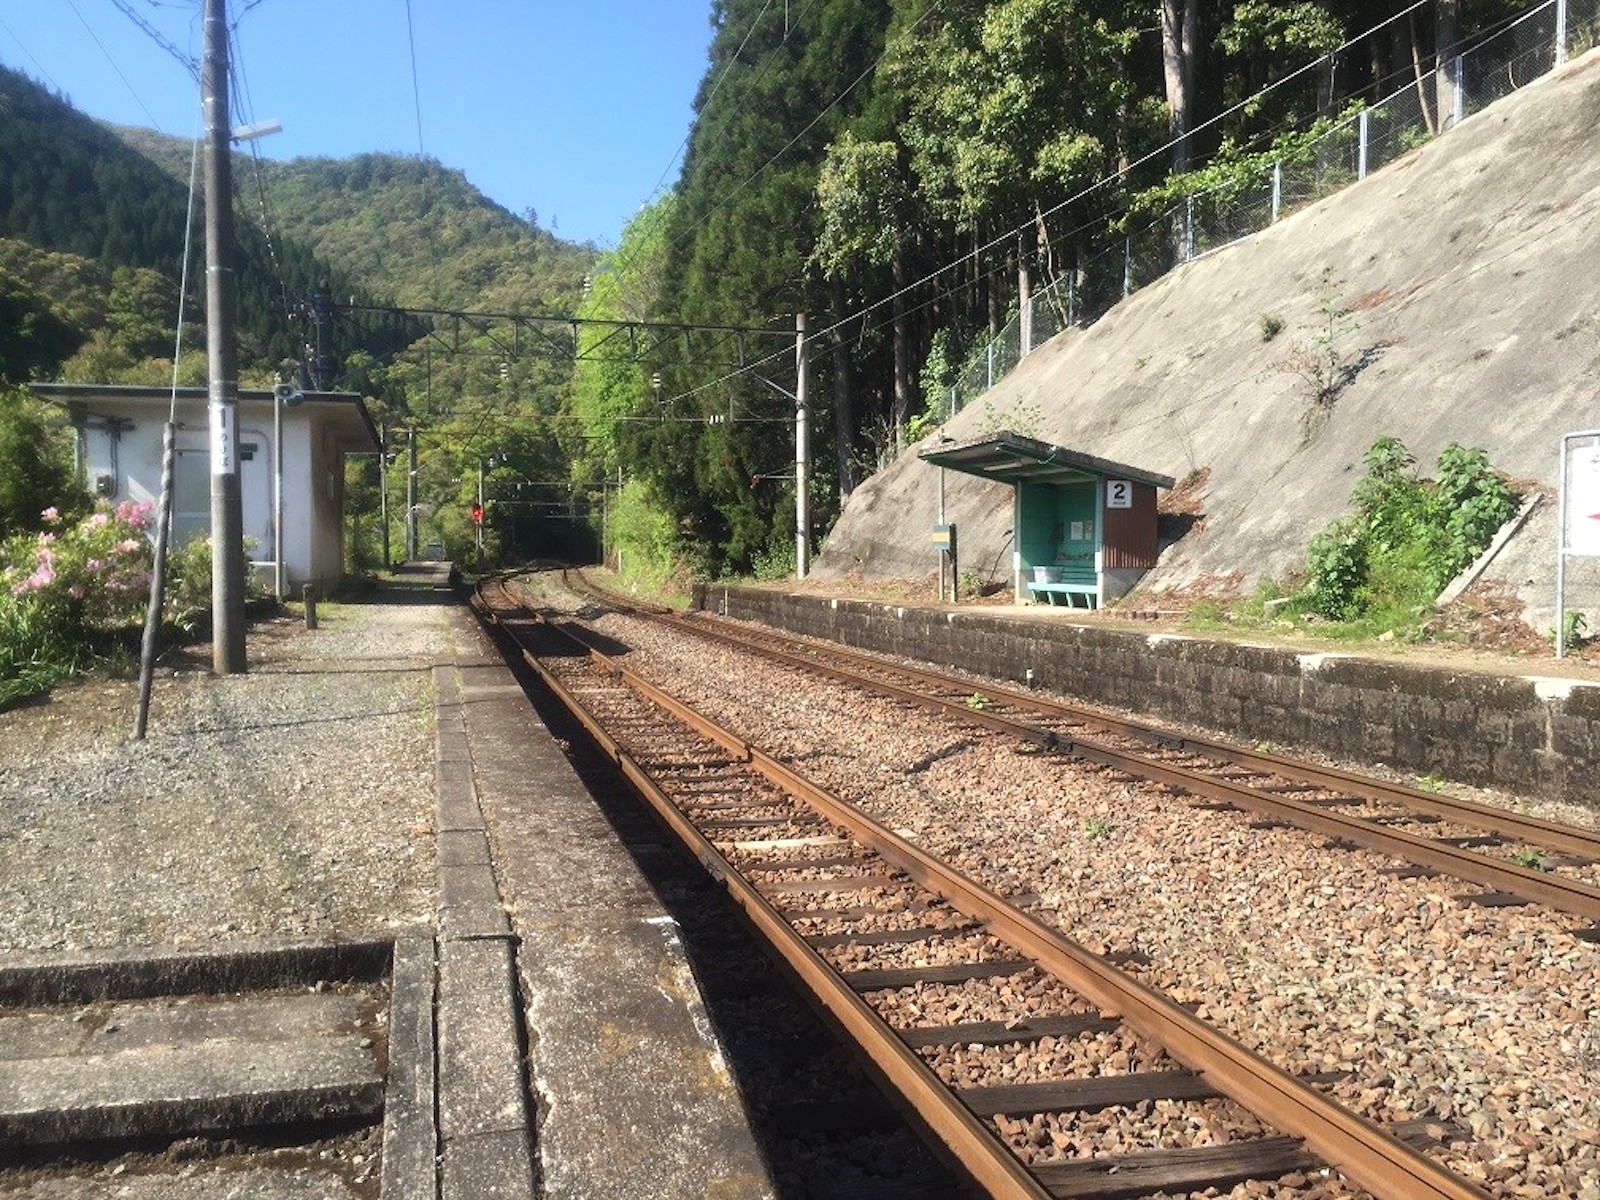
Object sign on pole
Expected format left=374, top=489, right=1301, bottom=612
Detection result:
left=1557, top=430, right=1600, bottom=658
left=1567, top=441, right=1600, bottom=557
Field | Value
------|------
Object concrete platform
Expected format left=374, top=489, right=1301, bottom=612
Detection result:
left=443, top=603, right=777, bottom=1199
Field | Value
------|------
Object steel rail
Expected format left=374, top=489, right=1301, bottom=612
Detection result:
left=472, top=588, right=1051, bottom=1199
left=564, top=570, right=1600, bottom=862
left=691, top=615, right=1600, bottom=922
left=677, top=612, right=1600, bottom=861
left=555, top=576, right=1600, bottom=923
left=483, top=581, right=1491, bottom=1200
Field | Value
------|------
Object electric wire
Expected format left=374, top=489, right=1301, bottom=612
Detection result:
left=604, top=0, right=824, bottom=307
left=0, top=14, right=64, bottom=91
left=650, top=1, right=944, bottom=282
left=65, top=0, right=166, bottom=130
left=637, top=0, right=777, bottom=208
left=228, top=25, right=297, bottom=341
left=659, top=0, right=1572, bottom=435
left=107, top=0, right=199, bottom=81
left=403, top=0, right=426, bottom=159
left=167, top=121, right=204, bottom=425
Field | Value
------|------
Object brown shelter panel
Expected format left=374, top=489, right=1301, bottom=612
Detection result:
left=1102, top=481, right=1159, bottom=569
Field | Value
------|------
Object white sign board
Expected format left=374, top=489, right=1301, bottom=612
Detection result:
left=1569, top=443, right=1600, bottom=556
left=210, top=403, right=236, bottom=477
left=1105, top=479, right=1134, bottom=509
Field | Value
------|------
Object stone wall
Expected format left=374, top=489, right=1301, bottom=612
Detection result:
left=692, top=586, right=1598, bottom=807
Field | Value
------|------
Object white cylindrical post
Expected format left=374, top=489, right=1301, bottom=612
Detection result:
left=273, top=386, right=285, bottom=599
left=1557, top=435, right=1570, bottom=657
left=1123, top=238, right=1133, bottom=297
left=1358, top=109, right=1370, bottom=179
left=1184, top=195, right=1195, bottom=261
left=1453, top=55, right=1466, bottom=126
left=1556, top=0, right=1569, bottom=67
left=1018, top=235, right=1033, bottom=357
left=1272, top=161, right=1283, bottom=222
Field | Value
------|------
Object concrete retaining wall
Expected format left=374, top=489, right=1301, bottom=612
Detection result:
left=692, top=586, right=1598, bottom=808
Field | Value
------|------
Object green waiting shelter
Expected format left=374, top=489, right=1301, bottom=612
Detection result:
left=920, top=431, right=1176, bottom=608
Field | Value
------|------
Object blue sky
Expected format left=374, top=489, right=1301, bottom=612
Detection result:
left=0, top=2, right=717, bottom=248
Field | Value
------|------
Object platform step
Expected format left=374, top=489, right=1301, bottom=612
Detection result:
left=0, top=991, right=384, bottom=1146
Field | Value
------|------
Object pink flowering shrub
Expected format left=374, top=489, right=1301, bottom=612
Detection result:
left=2, top=501, right=158, bottom=703
left=5, top=501, right=155, bottom=628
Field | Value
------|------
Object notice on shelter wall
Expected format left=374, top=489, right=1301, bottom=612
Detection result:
left=1069, top=521, right=1083, bottom=541
left=1570, top=442, right=1600, bottom=556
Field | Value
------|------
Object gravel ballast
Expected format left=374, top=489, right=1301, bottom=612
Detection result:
left=527, top=579, right=1600, bottom=1199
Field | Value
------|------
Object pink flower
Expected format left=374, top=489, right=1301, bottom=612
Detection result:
left=115, top=500, right=153, bottom=529
left=116, top=539, right=142, bottom=555
left=68, top=584, right=85, bottom=600
left=41, top=507, right=59, bottom=523
left=87, top=512, right=110, bottom=529
left=37, top=532, right=56, bottom=545
left=86, top=558, right=105, bottom=574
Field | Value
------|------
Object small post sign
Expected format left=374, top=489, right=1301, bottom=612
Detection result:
left=1557, top=430, right=1600, bottom=657
left=931, top=523, right=957, bottom=602
left=1106, top=479, right=1134, bottom=509
left=1567, top=442, right=1600, bottom=557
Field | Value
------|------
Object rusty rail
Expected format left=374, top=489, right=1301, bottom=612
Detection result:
left=479, top=577, right=1492, bottom=1200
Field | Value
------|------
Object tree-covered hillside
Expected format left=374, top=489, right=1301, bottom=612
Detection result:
left=118, top=127, right=595, bottom=316
left=587, top=0, right=1530, bottom=580
left=0, top=63, right=364, bottom=376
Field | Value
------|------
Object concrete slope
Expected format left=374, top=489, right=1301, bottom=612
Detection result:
left=817, top=49, right=1600, bottom=630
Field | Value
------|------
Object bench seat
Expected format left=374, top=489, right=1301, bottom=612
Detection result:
left=1026, top=581, right=1099, bottom=609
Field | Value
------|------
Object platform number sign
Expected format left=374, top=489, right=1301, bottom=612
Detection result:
left=1106, top=479, right=1134, bottom=509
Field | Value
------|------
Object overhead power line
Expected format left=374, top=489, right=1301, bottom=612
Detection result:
left=108, top=0, right=199, bottom=80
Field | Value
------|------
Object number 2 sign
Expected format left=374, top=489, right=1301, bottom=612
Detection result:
left=1106, top=479, right=1133, bottom=509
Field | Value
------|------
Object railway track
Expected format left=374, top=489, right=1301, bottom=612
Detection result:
left=563, top=569, right=1600, bottom=935
left=475, top=575, right=1496, bottom=1200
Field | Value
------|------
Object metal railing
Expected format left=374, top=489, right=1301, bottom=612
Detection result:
left=947, top=0, right=1597, bottom=419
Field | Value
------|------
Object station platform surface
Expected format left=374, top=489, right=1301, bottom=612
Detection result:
left=433, top=580, right=777, bottom=1199
left=0, top=563, right=776, bottom=1199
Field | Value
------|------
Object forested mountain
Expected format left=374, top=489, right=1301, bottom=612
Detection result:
left=0, top=2, right=1551, bottom=581
left=118, top=128, right=593, bottom=316
left=2, top=61, right=599, bottom=569
left=584, top=0, right=1531, bottom=578
left=0, top=63, right=366, bottom=377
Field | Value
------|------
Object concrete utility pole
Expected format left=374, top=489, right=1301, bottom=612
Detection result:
left=204, top=0, right=246, bottom=673
left=795, top=313, right=810, bottom=580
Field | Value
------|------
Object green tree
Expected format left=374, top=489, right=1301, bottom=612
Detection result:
left=0, top=268, right=81, bottom=382
left=0, top=386, right=83, bottom=539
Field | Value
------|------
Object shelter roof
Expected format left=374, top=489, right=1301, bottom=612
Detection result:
left=919, top=431, right=1176, bottom=490
left=29, top=383, right=380, bottom=455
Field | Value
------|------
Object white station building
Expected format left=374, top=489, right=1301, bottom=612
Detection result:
left=31, top=383, right=381, bottom=595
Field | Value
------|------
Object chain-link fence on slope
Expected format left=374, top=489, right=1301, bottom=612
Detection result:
left=945, top=0, right=1597, bottom=420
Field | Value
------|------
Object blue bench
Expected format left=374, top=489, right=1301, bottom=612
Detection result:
left=1026, top=581, right=1099, bottom=609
